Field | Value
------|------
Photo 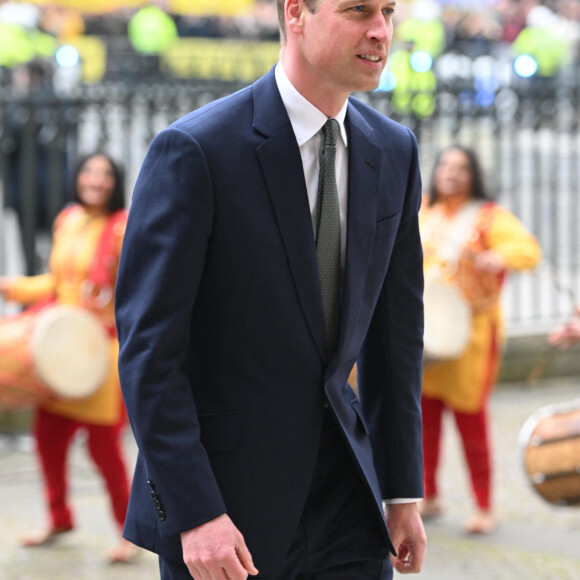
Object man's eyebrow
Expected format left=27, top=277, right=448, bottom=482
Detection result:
left=342, top=0, right=397, bottom=5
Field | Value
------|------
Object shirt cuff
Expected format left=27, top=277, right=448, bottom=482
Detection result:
left=382, top=498, right=422, bottom=508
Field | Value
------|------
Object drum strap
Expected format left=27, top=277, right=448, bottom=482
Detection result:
left=89, top=209, right=127, bottom=289
left=56, top=205, right=127, bottom=292
left=422, top=201, right=485, bottom=279
left=81, top=209, right=127, bottom=337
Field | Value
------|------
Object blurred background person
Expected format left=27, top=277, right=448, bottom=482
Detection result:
left=4, top=59, right=56, bottom=237
left=3, top=58, right=74, bottom=275
left=419, top=145, right=542, bottom=534
left=0, top=152, right=136, bottom=563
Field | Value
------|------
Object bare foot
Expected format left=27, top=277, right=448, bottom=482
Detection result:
left=107, top=537, right=139, bottom=564
left=20, top=525, right=73, bottom=547
left=418, top=497, right=444, bottom=520
left=464, top=510, right=499, bottom=534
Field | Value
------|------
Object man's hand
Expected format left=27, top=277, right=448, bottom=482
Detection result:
left=384, top=502, right=427, bottom=574
left=181, top=514, right=259, bottom=580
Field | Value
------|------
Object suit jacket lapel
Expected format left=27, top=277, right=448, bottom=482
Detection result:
left=329, top=105, right=382, bottom=374
left=253, top=72, right=326, bottom=361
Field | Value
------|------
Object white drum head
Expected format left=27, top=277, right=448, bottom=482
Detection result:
left=423, top=280, right=471, bottom=361
left=31, top=306, right=110, bottom=399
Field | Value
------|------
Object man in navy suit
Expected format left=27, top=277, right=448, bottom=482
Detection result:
left=115, top=0, right=427, bottom=578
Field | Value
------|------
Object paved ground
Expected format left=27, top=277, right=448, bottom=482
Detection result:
left=1, top=376, right=579, bottom=579
left=413, top=376, right=580, bottom=580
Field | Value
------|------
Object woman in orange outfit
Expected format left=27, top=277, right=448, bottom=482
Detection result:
left=419, top=145, right=541, bottom=534
left=0, top=152, right=136, bottom=562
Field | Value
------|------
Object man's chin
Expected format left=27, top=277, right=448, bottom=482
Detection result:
left=357, top=71, right=386, bottom=94
left=358, top=79, right=382, bottom=94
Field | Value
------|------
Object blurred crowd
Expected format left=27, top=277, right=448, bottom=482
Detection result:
left=0, top=0, right=280, bottom=45
left=439, top=0, right=580, bottom=60
left=1, top=0, right=580, bottom=89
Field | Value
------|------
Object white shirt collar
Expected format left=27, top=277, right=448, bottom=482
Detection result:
left=274, top=62, right=348, bottom=148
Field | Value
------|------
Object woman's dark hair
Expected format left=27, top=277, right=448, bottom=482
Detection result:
left=427, top=145, right=491, bottom=206
left=70, top=152, right=126, bottom=213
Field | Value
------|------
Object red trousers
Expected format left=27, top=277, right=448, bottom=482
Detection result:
left=33, top=407, right=131, bottom=531
left=421, top=395, right=492, bottom=511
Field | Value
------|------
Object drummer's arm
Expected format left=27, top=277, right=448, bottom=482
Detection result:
left=0, top=274, right=56, bottom=305
left=483, top=207, right=542, bottom=272
left=548, top=305, right=580, bottom=349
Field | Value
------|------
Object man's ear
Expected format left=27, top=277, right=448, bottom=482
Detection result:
left=285, top=0, right=305, bottom=35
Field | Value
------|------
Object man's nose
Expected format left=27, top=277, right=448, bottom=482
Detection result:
left=367, top=11, right=390, bottom=43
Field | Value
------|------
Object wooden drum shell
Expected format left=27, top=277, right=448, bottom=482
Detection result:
left=519, top=400, right=580, bottom=507
left=0, top=305, right=110, bottom=410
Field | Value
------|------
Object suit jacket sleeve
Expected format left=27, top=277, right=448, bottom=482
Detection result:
left=357, top=130, right=424, bottom=500
left=115, top=126, right=227, bottom=536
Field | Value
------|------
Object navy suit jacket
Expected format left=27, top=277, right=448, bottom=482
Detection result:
left=115, top=68, right=424, bottom=576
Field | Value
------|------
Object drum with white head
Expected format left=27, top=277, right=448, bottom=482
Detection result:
left=423, top=278, right=471, bottom=366
left=0, top=305, right=110, bottom=408
left=31, top=305, right=110, bottom=400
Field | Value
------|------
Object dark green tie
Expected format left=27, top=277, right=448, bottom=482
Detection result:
left=316, top=119, right=341, bottom=359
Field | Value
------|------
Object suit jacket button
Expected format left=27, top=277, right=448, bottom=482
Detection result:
left=159, top=511, right=166, bottom=521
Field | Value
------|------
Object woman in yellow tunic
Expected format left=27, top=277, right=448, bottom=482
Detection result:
left=419, top=146, right=541, bottom=534
left=0, top=152, right=136, bottom=562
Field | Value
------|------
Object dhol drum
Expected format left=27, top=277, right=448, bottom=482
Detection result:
left=423, top=278, right=471, bottom=366
left=0, top=305, right=110, bottom=409
left=519, top=399, right=580, bottom=506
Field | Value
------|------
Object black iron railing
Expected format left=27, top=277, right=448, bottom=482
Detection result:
left=1, top=77, right=579, bottom=332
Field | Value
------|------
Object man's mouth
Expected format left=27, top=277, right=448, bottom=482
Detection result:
left=358, top=54, right=381, bottom=62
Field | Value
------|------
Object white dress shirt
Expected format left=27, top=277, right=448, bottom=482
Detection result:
left=274, top=62, right=419, bottom=506
left=274, top=63, right=348, bottom=272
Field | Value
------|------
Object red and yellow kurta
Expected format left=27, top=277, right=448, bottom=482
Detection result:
left=3, top=204, right=127, bottom=425
left=420, top=200, right=541, bottom=412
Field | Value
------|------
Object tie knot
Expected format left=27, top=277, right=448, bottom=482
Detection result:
left=323, top=118, right=339, bottom=148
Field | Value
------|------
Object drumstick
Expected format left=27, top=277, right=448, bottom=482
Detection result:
left=525, top=259, right=577, bottom=385
left=526, top=265, right=578, bottom=385
left=525, top=356, right=549, bottom=385
left=545, top=258, right=578, bottom=311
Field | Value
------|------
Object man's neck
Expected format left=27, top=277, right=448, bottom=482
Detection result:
left=280, top=49, right=348, bottom=118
